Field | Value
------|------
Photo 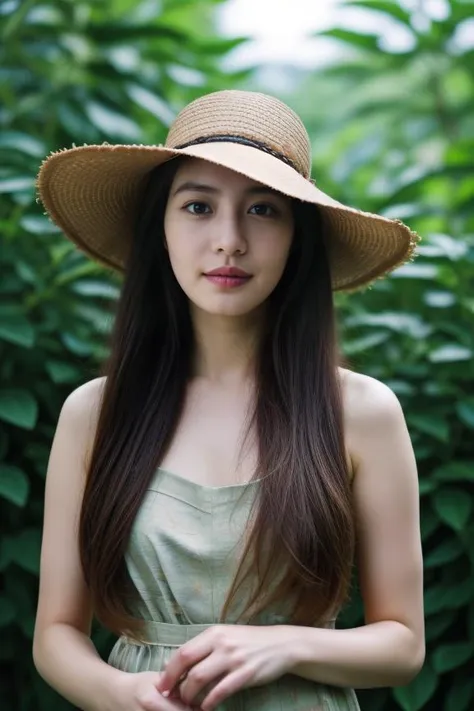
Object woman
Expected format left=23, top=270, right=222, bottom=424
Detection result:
left=33, top=90, right=425, bottom=711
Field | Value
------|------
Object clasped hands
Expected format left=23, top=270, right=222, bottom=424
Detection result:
left=156, top=624, right=297, bottom=711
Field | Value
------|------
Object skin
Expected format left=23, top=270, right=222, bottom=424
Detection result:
left=32, top=159, right=425, bottom=711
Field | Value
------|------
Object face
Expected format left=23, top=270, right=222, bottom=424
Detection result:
left=163, top=158, right=294, bottom=318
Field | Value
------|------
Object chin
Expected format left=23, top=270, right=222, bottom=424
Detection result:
left=193, top=296, right=264, bottom=318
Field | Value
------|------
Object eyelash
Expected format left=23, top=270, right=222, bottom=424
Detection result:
left=183, top=201, right=279, bottom=217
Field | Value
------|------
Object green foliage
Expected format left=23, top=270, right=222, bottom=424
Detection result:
left=2, top=0, right=473, bottom=709
left=291, top=0, right=474, bottom=708
left=0, top=0, right=246, bottom=708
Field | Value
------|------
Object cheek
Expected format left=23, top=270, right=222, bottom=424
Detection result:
left=164, top=217, right=200, bottom=274
left=258, top=229, right=293, bottom=274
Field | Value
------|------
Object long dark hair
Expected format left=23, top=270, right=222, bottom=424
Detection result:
left=79, top=156, right=355, bottom=638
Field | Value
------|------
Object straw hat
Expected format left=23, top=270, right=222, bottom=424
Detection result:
left=36, top=89, right=420, bottom=292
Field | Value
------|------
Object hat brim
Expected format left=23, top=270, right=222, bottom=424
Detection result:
left=36, top=141, right=419, bottom=292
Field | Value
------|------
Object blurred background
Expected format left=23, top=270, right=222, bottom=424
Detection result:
left=1, top=0, right=473, bottom=709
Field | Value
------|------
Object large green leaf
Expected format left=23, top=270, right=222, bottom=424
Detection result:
left=0, top=131, right=46, bottom=156
left=0, top=314, right=35, bottom=348
left=5, top=529, right=41, bottom=575
left=424, top=537, right=464, bottom=568
left=432, top=462, right=474, bottom=483
left=407, top=413, right=449, bottom=442
left=44, top=360, right=81, bottom=384
left=432, top=642, right=473, bottom=673
left=0, top=389, right=38, bottom=429
left=84, top=100, right=142, bottom=140
left=0, top=464, right=30, bottom=507
left=433, top=489, right=472, bottom=531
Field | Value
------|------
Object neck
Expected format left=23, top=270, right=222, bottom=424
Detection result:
left=190, top=305, right=265, bottom=384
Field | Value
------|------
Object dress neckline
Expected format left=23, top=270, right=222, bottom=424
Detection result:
left=156, top=466, right=262, bottom=492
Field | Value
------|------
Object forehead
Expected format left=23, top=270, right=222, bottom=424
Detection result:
left=171, top=157, right=282, bottom=195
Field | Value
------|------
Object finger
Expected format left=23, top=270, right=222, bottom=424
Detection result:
left=138, top=691, right=180, bottom=711
left=157, top=639, right=213, bottom=695
left=199, top=667, right=254, bottom=711
left=178, top=657, right=228, bottom=706
left=139, top=683, right=193, bottom=711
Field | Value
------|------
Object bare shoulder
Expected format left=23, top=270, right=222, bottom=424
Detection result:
left=339, top=367, right=402, bottom=422
left=62, top=375, right=106, bottom=420
left=59, top=376, right=107, bottom=461
left=338, top=367, right=407, bottom=471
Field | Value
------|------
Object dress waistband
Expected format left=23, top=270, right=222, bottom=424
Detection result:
left=124, top=621, right=220, bottom=647
left=121, top=617, right=336, bottom=648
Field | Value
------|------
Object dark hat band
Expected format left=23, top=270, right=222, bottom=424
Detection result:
left=174, top=134, right=300, bottom=174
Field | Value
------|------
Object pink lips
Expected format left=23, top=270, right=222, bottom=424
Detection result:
left=204, top=266, right=252, bottom=288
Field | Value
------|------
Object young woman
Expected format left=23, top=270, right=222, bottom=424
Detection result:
left=33, top=90, right=425, bottom=711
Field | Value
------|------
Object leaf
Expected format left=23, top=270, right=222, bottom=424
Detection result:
left=0, top=131, right=46, bottom=157
left=0, top=389, right=38, bottom=429
left=390, top=263, right=439, bottom=280
left=445, top=675, right=474, bottom=711
left=126, top=83, right=176, bottom=126
left=318, top=28, right=381, bottom=53
left=19, top=214, right=60, bottom=235
left=407, top=413, right=449, bottom=442
left=0, top=464, right=30, bottom=507
left=418, top=479, right=438, bottom=495
left=71, top=280, right=120, bottom=299
left=345, top=0, right=413, bottom=27
left=393, top=660, right=438, bottom=710
left=432, top=642, right=473, bottom=673
left=432, top=462, right=474, bottom=483
left=456, top=399, right=474, bottom=429
left=424, top=537, right=464, bottom=568
left=0, top=177, right=35, bottom=193
left=8, top=529, right=41, bottom=575
left=429, top=344, right=473, bottom=362
left=424, top=233, right=469, bottom=261
left=84, top=100, right=142, bottom=141
left=0, top=314, right=35, bottom=348
left=424, top=290, right=456, bottom=308
left=343, top=332, right=389, bottom=355
left=433, top=489, right=472, bottom=531
left=345, top=311, right=431, bottom=338
left=44, top=360, right=81, bottom=384
left=60, top=332, right=94, bottom=356
left=86, top=21, right=186, bottom=44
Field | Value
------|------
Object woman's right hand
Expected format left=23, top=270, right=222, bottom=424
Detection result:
left=107, top=670, right=201, bottom=711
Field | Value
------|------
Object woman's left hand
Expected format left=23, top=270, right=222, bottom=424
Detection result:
left=156, top=624, right=297, bottom=711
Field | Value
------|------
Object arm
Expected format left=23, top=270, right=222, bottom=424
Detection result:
left=289, top=373, right=425, bottom=688
left=32, top=378, right=128, bottom=711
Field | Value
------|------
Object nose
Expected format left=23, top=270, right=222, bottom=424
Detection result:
left=212, top=212, right=247, bottom=256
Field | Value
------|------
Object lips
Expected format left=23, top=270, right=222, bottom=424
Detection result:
left=203, top=266, right=252, bottom=289
left=204, top=266, right=251, bottom=277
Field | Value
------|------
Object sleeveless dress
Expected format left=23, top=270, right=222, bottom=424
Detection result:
left=108, top=467, right=360, bottom=710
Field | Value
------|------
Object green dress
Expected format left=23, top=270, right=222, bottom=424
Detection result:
left=108, top=467, right=360, bottom=710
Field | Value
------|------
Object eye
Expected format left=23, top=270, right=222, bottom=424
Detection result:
left=249, top=203, right=279, bottom=217
left=184, top=201, right=211, bottom=215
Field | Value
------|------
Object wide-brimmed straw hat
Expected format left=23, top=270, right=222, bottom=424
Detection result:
left=36, top=89, right=420, bottom=292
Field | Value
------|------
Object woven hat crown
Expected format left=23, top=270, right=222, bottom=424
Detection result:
left=165, top=90, right=312, bottom=179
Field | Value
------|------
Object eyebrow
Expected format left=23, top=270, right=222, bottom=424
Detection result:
left=171, top=181, right=282, bottom=198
